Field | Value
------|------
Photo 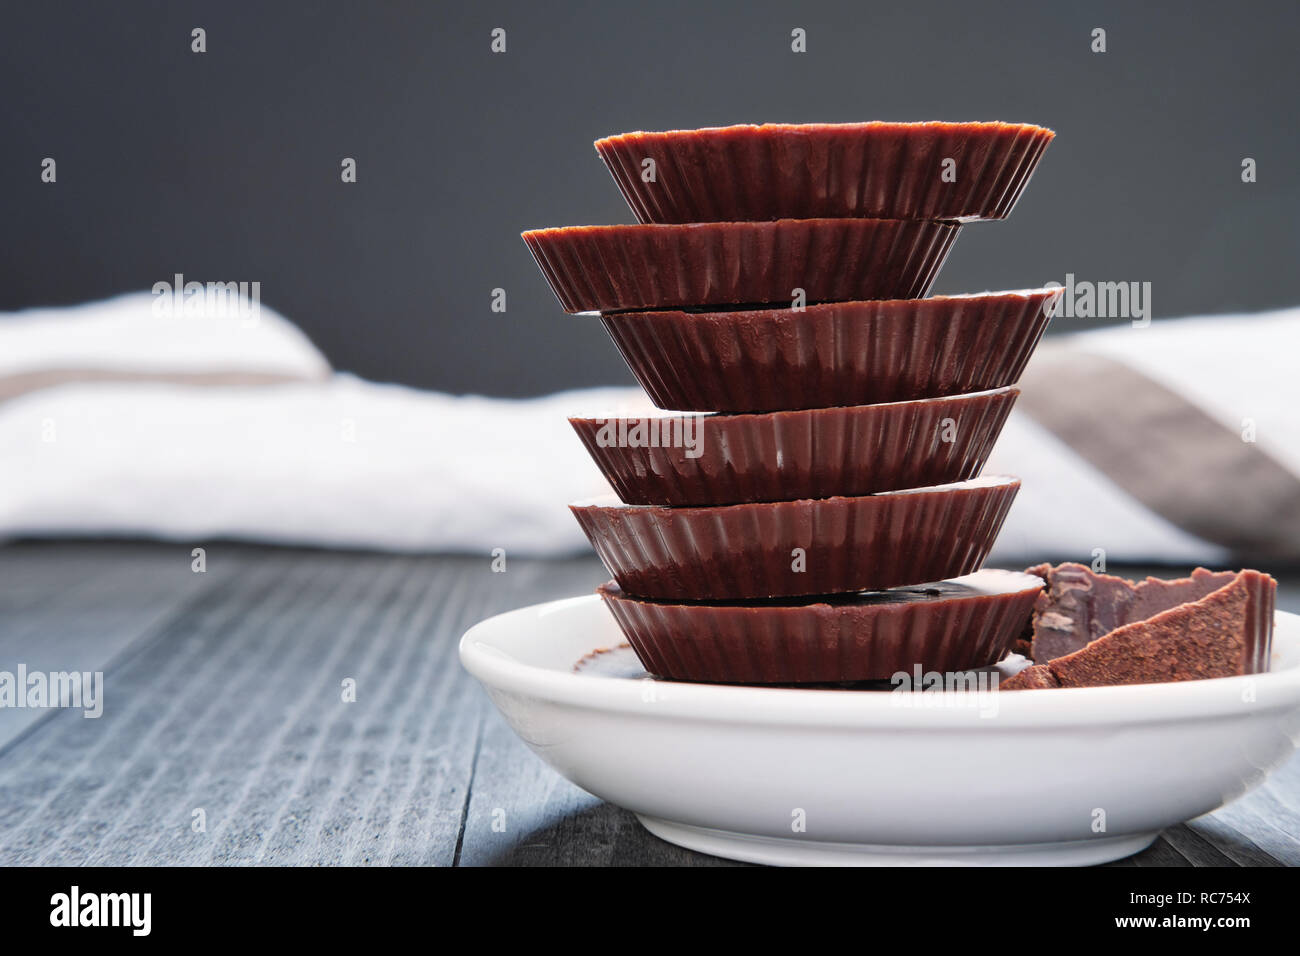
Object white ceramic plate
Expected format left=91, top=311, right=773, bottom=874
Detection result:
left=459, top=597, right=1300, bottom=866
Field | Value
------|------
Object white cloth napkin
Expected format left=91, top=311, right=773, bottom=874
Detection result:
left=2, top=293, right=1297, bottom=562
left=0, top=292, right=329, bottom=383
left=0, top=376, right=625, bottom=554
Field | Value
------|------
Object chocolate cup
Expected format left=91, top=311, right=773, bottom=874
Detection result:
left=570, top=387, right=1018, bottom=506
left=599, top=289, right=1060, bottom=413
left=595, top=122, right=1054, bottom=224
left=521, top=219, right=960, bottom=313
left=570, top=476, right=1020, bottom=601
left=598, top=569, right=1044, bottom=684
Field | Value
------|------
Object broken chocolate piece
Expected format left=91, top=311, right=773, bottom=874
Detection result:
left=1044, top=571, right=1274, bottom=687
left=1026, top=562, right=1242, bottom=663
left=1000, top=664, right=1060, bottom=690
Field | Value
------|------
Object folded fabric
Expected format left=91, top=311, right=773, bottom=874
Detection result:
left=0, top=292, right=329, bottom=400
left=1008, top=310, right=1300, bottom=560
left=2, top=294, right=1297, bottom=563
left=0, top=377, right=618, bottom=554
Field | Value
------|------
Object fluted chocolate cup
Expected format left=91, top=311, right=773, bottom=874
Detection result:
left=570, top=387, right=1018, bottom=506
left=570, top=476, right=1020, bottom=601
left=521, top=218, right=960, bottom=313
left=598, top=289, right=1061, bottom=413
left=595, top=122, right=1054, bottom=223
left=599, top=569, right=1045, bottom=684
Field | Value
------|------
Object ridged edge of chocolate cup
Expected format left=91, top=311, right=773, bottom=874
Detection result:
left=599, top=289, right=1060, bottom=413
left=569, top=387, right=1018, bottom=506
left=521, top=219, right=960, bottom=313
left=598, top=569, right=1044, bottom=684
left=594, top=122, right=1054, bottom=223
left=569, top=476, right=1020, bottom=601
left=1239, top=570, right=1275, bottom=675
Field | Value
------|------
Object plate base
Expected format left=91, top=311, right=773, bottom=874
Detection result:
left=637, top=815, right=1159, bottom=866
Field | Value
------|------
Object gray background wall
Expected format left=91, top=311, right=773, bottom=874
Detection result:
left=2, top=0, right=1297, bottom=396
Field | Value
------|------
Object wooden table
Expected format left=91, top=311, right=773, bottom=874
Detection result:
left=1, top=541, right=1296, bottom=866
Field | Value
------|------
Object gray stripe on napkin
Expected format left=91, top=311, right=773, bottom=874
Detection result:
left=0, top=368, right=324, bottom=403
left=1016, top=345, right=1300, bottom=559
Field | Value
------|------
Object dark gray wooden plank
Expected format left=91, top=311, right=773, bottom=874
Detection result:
left=101, top=552, right=413, bottom=866
left=0, top=543, right=617, bottom=866
left=1143, top=824, right=1245, bottom=867
left=0, top=546, right=290, bottom=863
left=0, top=541, right=231, bottom=747
left=458, top=706, right=742, bottom=866
left=1129, top=833, right=1196, bottom=867
left=1185, top=785, right=1300, bottom=865
left=0, top=546, right=496, bottom=865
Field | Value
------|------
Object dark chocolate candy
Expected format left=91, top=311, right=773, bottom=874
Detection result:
left=1045, top=571, right=1274, bottom=687
left=569, top=387, right=1017, bottom=507
left=569, top=475, right=1020, bottom=601
left=598, top=569, right=1044, bottom=684
left=1003, top=567, right=1276, bottom=689
left=521, top=219, right=960, bottom=313
left=595, top=122, right=1055, bottom=223
left=599, top=289, right=1060, bottom=413
left=1000, top=664, right=1060, bottom=690
left=1025, top=563, right=1264, bottom=664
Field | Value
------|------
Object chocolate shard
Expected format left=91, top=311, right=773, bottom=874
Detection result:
left=1000, top=664, right=1060, bottom=690
left=1044, top=570, right=1274, bottom=687
left=1026, top=562, right=1243, bottom=662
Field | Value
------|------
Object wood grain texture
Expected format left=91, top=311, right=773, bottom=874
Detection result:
left=0, top=542, right=1296, bottom=867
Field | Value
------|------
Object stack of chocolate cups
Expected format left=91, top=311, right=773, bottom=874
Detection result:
left=524, top=122, right=1062, bottom=685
